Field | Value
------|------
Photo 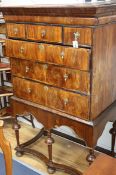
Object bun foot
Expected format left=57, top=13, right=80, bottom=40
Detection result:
left=15, top=150, right=23, bottom=157
left=86, top=149, right=96, bottom=165
left=47, top=166, right=56, bottom=174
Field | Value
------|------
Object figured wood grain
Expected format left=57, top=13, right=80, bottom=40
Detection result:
left=26, top=24, right=62, bottom=43
left=91, top=23, right=116, bottom=119
left=6, top=23, right=26, bottom=39
left=6, top=39, right=90, bottom=71
left=13, top=77, right=90, bottom=120
left=4, top=15, right=98, bottom=26
left=11, top=58, right=90, bottom=94
left=0, top=120, right=12, bottom=175
left=64, top=27, right=93, bottom=46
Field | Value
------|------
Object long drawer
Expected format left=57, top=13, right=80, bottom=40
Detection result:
left=11, top=58, right=90, bottom=94
left=13, top=77, right=90, bottom=120
left=6, top=39, right=90, bottom=71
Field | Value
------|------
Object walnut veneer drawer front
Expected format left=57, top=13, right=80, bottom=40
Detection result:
left=6, top=39, right=90, bottom=71
left=26, top=24, right=62, bottom=43
left=13, top=77, right=90, bottom=119
left=6, top=23, right=26, bottom=39
left=11, top=58, right=90, bottom=94
left=64, top=27, right=92, bottom=46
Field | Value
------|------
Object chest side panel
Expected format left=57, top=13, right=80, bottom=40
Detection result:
left=91, top=23, right=116, bottom=119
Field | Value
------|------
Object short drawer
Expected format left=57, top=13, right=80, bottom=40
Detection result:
left=64, top=27, right=92, bottom=46
left=6, top=39, right=90, bottom=71
left=11, top=58, right=90, bottom=94
left=26, top=24, right=62, bottom=43
left=6, top=23, right=26, bottom=39
left=13, top=77, right=90, bottom=119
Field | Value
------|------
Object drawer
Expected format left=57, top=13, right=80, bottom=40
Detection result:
left=6, top=40, right=90, bottom=71
left=11, top=58, right=46, bottom=82
left=26, top=24, right=62, bottom=43
left=13, top=77, right=90, bottom=119
left=64, top=27, right=92, bottom=46
left=6, top=39, right=42, bottom=61
left=6, top=23, right=26, bottom=39
left=13, top=77, right=47, bottom=106
left=46, top=65, right=90, bottom=94
left=11, top=58, right=90, bottom=94
left=47, top=85, right=90, bottom=119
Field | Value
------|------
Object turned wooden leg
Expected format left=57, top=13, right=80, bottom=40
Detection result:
left=109, top=120, right=116, bottom=157
left=12, top=115, right=23, bottom=157
left=45, top=130, right=56, bottom=174
left=86, top=149, right=96, bottom=165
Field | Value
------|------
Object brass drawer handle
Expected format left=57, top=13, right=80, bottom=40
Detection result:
left=44, top=85, right=48, bottom=91
left=64, top=74, right=69, bottom=82
left=20, top=46, right=25, bottom=54
left=74, top=32, right=80, bottom=40
left=60, top=51, right=64, bottom=60
left=43, top=64, right=48, bottom=69
left=25, top=66, right=30, bottom=73
left=41, top=30, right=46, bottom=38
left=64, top=98, right=68, bottom=106
left=13, top=27, right=18, bottom=35
left=27, top=88, right=32, bottom=94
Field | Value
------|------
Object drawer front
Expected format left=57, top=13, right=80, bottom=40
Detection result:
left=6, top=23, right=26, bottom=39
left=11, top=58, right=90, bottom=94
left=11, top=58, right=46, bottom=82
left=26, top=24, right=62, bottom=43
left=6, top=40, right=90, bottom=71
left=46, top=64, right=90, bottom=93
left=13, top=77, right=47, bottom=106
left=47, top=87, right=90, bottom=119
left=64, top=27, right=92, bottom=46
left=13, top=77, right=90, bottom=119
left=6, top=39, right=46, bottom=62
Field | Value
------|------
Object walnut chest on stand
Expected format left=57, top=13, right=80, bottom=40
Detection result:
left=1, top=1, right=116, bottom=174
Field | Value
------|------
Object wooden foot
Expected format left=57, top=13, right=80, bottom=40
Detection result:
left=15, top=150, right=24, bottom=157
left=47, top=166, right=56, bottom=174
left=86, top=149, right=96, bottom=165
left=109, top=120, right=116, bottom=157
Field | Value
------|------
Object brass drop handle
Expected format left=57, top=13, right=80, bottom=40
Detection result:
left=20, top=46, right=24, bottom=54
left=74, top=32, right=80, bottom=41
left=41, top=30, right=46, bottom=38
left=60, top=51, right=64, bottom=60
left=64, top=73, right=69, bottom=82
left=64, top=98, right=69, bottom=106
left=27, top=88, right=32, bottom=94
left=43, top=64, right=48, bottom=69
left=25, top=66, right=30, bottom=73
left=44, top=85, right=48, bottom=91
left=13, top=27, right=18, bottom=35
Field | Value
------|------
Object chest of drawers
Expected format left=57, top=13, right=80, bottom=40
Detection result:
left=1, top=2, right=116, bottom=174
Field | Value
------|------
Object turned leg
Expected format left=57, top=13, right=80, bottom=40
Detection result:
left=86, top=148, right=96, bottom=165
left=45, top=130, right=56, bottom=174
left=12, top=115, right=23, bottom=157
left=109, top=120, right=116, bottom=157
